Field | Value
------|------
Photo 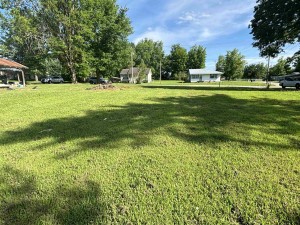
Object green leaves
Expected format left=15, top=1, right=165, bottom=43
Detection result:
left=224, top=49, right=245, bottom=80
left=1, top=0, right=132, bottom=82
left=169, top=44, right=188, bottom=78
left=243, top=63, right=267, bottom=79
left=187, top=45, right=206, bottom=69
left=134, top=39, right=164, bottom=79
left=216, top=55, right=225, bottom=73
left=250, top=0, right=300, bottom=57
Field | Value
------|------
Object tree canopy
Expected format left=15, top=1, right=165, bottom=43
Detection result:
left=250, top=0, right=300, bottom=57
left=134, top=38, right=164, bottom=79
left=187, top=45, right=206, bottom=69
left=169, top=44, right=188, bottom=78
left=224, top=49, right=245, bottom=80
left=216, top=55, right=225, bottom=73
left=269, top=57, right=292, bottom=77
left=243, top=63, right=267, bottom=79
left=0, top=0, right=132, bottom=83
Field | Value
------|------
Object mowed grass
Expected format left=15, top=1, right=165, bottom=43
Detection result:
left=0, top=83, right=299, bottom=224
left=148, top=80, right=270, bottom=86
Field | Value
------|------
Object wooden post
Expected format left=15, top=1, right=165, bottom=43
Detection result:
left=17, top=72, right=20, bottom=83
left=21, top=70, right=26, bottom=87
left=266, top=55, right=270, bottom=84
left=160, top=60, right=162, bottom=84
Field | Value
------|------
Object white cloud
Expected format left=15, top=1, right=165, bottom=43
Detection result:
left=178, top=11, right=211, bottom=24
left=132, top=0, right=256, bottom=50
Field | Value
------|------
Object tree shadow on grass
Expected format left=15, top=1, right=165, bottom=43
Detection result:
left=0, top=165, right=106, bottom=225
left=1, top=94, right=299, bottom=159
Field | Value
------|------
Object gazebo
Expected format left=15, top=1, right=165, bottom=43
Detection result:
left=0, top=58, right=28, bottom=87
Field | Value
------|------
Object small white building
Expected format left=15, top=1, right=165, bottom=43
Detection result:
left=120, top=67, right=152, bottom=83
left=189, top=69, right=223, bottom=82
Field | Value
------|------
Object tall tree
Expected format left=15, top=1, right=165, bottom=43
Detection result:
left=287, top=52, right=300, bottom=73
left=216, top=55, right=225, bottom=72
left=243, top=63, right=267, bottom=79
left=0, top=0, right=48, bottom=76
left=224, top=49, right=245, bottom=80
left=1, top=0, right=132, bottom=83
left=135, top=38, right=164, bottom=79
left=250, top=0, right=300, bottom=57
left=187, top=45, right=206, bottom=69
left=169, top=44, right=188, bottom=78
left=88, top=0, right=132, bottom=80
left=294, top=57, right=300, bottom=72
left=269, top=57, right=291, bottom=77
left=40, top=0, right=94, bottom=83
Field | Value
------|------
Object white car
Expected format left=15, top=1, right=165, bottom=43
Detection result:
left=279, top=76, right=300, bottom=89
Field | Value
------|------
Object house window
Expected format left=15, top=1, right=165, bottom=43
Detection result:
left=210, top=74, right=218, bottom=79
left=191, top=75, right=199, bottom=79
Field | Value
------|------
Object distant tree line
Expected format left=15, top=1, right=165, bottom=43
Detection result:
left=216, top=50, right=296, bottom=80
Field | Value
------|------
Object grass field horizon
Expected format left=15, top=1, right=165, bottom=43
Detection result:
left=0, top=83, right=299, bottom=224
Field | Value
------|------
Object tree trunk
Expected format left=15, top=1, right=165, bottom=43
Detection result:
left=68, top=62, right=77, bottom=84
left=71, top=68, right=77, bottom=84
left=96, top=68, right=101, bottom=84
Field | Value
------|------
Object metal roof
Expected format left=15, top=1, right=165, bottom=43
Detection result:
left=120, top=69, right=129, bottom=75
left=0, top=58, right=28, bottom=69
left=120, top=67, right=151, bottom=76
left=189, top=69, right=223, bottom=75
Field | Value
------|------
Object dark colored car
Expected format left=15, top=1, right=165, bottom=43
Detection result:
left=89, top=77, right=107, bottom=84
left=41, top=76, right=64, bottom=84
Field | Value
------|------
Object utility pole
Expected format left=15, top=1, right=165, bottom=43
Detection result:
left=160, top=60, right=162, bottom=84
left=266, top=55, right=270, bottom=84
left=131, top=52, right=133, bottom=83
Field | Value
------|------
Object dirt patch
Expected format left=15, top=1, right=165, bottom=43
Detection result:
left=87, top=84, right=119, bottom=91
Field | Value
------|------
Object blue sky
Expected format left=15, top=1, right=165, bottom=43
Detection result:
left=116, top=0, right=298, bottom=70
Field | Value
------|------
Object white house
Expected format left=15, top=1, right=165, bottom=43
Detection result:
left=189, top=69, right=223, bottom=82
left=120, top=67, right=152, bottom=83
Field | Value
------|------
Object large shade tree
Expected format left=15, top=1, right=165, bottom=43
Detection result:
left=0, top=1, right=48, bottom=76
left=224, top=49, right=245, bottom=80
left=243, top=63, right=267, bottom=79
left=1, top=0, right=132, bottom=83
left=187, top=45, right=206, bottom=69
left=269, top=57, right=292, bottom=77
left=216, top=55, right=225, bottom=73
left=250, top=0, right=300, bottom=58
left=134, top=38, right=164, bottom=79
left=88, top=0, right=132, bottom=79
left=169, top=44, right=188, bottom=79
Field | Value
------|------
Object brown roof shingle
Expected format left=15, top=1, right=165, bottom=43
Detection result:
left=0, top=58, right=28, bottom=69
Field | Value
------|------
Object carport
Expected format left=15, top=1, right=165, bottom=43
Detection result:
left=0, top=58, right=28, bottom=87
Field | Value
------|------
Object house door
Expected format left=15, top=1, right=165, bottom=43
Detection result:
left=199, top=75, right=202, bottom=82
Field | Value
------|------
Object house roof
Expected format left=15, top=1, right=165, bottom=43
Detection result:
left=120, top=69, right=129, bottom=75
left=189, top=69, right=223, bottom=75
left=0, top=58, right=28, bottom=69
left=120, top=67, right=151, bottom=76
left=128, top=67, right=140, bottom=76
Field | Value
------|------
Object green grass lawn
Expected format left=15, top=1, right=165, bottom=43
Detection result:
left=148, top=80, right=272, bottom=86
left=0, top=83, right=299, bottom=224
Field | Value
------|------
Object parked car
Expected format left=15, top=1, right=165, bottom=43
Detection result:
left=279, top=76, right=300, bottom=89
left=41, top=76, right=64, bottom=84
left=110, top=77, right=121, bottom=83
left=88, top=77, right=107, bottom=84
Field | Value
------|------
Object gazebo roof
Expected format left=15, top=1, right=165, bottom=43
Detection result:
left=0, top=58, right=28, bottom=69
